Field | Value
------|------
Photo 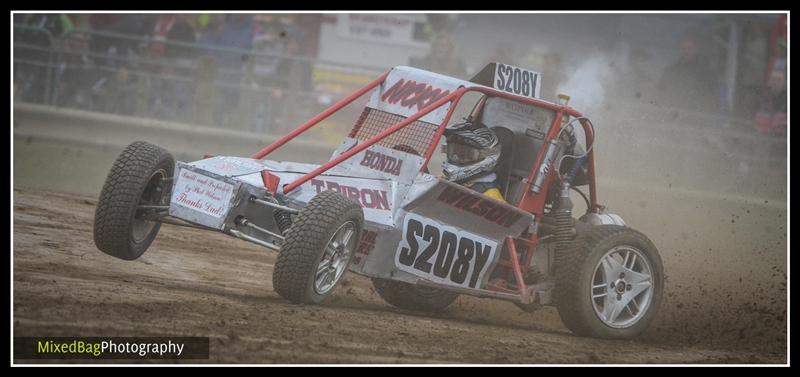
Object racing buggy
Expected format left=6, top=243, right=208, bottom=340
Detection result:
left=93, top=63, right=664, bottom=339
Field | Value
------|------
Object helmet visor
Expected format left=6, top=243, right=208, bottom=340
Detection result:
left=446, top=142, right=482, bottom=165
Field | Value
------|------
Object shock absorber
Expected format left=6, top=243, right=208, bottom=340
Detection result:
left=248, top=195, right=295, bottom=235
left=273, top=210, right=292, bottom=234
left=553, top=180, right=576, bottom=261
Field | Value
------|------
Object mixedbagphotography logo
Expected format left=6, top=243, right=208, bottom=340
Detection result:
left=14, top=337, right=209, bottom=360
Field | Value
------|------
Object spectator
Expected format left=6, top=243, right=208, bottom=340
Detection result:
left=198, top=14, right=257, bottom=126
left=148, top=14, right=196, bottom=60
left=26, top=13, right=74, bottom=38
left=14, top=14, right=75, bottom=103
left=88, top=14, right=123, bottom=58
left=748, top=66, right=787, bottom=183
left=105, top=15, right=153, bottom=57
left=657, top=36, right=719, bottom=115
left=146, top=14, right=197, bottom=121
left=195, top=14, right=212, bottom=34
left=53, top=30, right=98, bottom=110
left=754, top=68, right=787, bottom=137
left=84, top=15, right=153, bottom=114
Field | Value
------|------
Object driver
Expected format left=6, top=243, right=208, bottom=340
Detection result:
left=442, top=121, right=506, bottom=203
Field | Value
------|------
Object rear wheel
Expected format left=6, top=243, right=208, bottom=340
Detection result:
left=554, top=225, right=664, bottom=339
left=372, top=278, right=459, bottom=312
left=93, top=141, right=174, bottom=260
left=272, top=190, right=364, bottom=304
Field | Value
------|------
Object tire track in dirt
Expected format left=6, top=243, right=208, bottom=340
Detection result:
left=12, top=188, right=786, bottom=363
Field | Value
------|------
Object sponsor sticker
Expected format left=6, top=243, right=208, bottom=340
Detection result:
left=395, top=212, right=498, bottom=289
left=367, top=66, right=471, bottom=124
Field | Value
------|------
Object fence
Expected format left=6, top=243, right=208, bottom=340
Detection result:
left=13, top=23, right=786, bottom=199
left=13, top=24, right=384, bottom=138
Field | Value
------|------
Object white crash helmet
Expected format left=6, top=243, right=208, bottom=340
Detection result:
left=442, top=121, right=501, bottom=183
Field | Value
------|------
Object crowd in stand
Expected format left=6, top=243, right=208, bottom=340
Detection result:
left=14, top=14, right=315, bottom=129
left=14, top=13, right=786, bottom=142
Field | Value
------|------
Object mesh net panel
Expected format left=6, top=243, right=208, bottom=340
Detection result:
left=348, top=107, right=440, bottom=156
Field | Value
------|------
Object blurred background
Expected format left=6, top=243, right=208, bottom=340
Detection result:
left=13, top=12, right=787, bottom=200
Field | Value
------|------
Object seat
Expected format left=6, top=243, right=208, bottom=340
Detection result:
left=490, top=126, right=515, bottom=200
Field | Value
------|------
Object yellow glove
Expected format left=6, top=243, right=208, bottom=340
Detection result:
left=482, top=187, right=507, bottom=203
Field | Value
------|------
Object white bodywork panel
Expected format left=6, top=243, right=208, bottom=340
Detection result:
left=186, top=156, right=402, bottom=228
left=167, top=63, right=552, bottom=290
left=173, top=155, right=533, bottom=290
left=366, top=66, right=480, bottom=124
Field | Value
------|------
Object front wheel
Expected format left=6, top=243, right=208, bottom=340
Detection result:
left=554, top=225, right=664, bottom=339
left=272, top=190, right=364, bottom=304
left=93, top=141, right=174, bottom=260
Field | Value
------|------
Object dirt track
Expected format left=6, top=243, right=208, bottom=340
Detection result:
left=13, top=187, right=786, bottom=364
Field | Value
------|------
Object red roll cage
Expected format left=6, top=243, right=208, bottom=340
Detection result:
left=249, top=68, right=602, bottom=300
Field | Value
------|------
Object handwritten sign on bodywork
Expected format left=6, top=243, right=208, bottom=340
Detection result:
left=171, top=168, right=235, bottom=220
